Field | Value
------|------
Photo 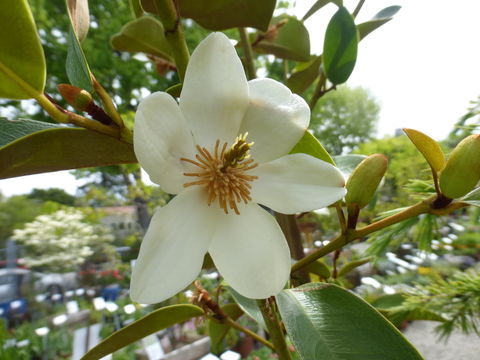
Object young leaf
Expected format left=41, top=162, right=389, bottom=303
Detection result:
left=66, top=0, right=90, bottom=41
left=276, top=283, right=424, bottom=360
left=0, top=127, right=137, bottom=179
left=286, top=56, right=322, bottom=94
left=208, top=303, right=243, bottom=354
left=228, top=286, right=266, bottom=329
left=460, top=187, right=480, bottom=207
left=290, top=131, right=335, bottom=165
left=255, top=17, right=310, bottom=62
left=0, top=0, right=46, bottom=99
left=357, top=6, right=401, bottom=40
left=66, top=24, right=92, bottom=91
left=0, top=118, right=57, bottom=147
left=403, top=128, right=445, bottom=173
left=302, top=0, right=343, bottom=22
left=323, top=6, right=358, bottom=85
left=333, top=154, right=366, bottom=177
left=82, top=304, right=204, bottom=360
left=111, top=16, right=173, bottom=60
left=176, top=0, right=276, bottom=32
left=304, top=259, right=331, bottom=279
left=337, top=256, right=373, bottom=277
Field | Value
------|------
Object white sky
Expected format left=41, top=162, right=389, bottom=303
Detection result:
left=1, top=0, right=480, bottom=197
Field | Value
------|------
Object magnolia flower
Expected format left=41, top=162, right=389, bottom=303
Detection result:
left=131, top=32, right=346, bottom=304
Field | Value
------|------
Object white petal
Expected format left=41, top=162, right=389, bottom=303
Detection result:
left=134, top=92, right=196, bottom=194
left=179, top=32, right=249, bottom=146
left=209, top=204, right=290, bottom=299
left=251, top=153, right=347, bottom=214
left=130, top=187, right=217, bottom=304
left=239, top=78, right=310, bottom=163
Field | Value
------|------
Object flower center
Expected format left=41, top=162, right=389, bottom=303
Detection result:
left=180, top=133, right=258, bottom=215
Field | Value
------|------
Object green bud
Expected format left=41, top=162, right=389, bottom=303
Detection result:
left=345, top=154, right=388, bottom=209
left=58, top=84, right=93, bottom=112
left=439, top=134, right=480, bottom=199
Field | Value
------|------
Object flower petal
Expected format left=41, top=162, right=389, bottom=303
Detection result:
left=130, top=187, right=217, bottom=304
left=239, top=78, right=310, bottom=163
left=251, top=153, right=346, bottom=214
left=179, top=32, right=249, bottom=146
left=209, top=204, right=290, bottom=299
left=134, top=92, right=196, bottom=194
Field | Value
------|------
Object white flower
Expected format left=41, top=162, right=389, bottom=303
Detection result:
left=131, top=32, right=346, bottom=304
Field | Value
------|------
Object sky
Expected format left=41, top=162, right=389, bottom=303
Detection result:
left=1, top=0, right=480, bottom=197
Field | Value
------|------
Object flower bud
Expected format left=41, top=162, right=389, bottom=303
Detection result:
left=439, top=134, right=480, bottom=199
left=345, top=154, right=388, bottom=209
left=58, top=84, right=93, bottom=112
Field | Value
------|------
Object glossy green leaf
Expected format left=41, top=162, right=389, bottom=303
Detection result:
left=323, top=6, right=358, bottom=85
left=286, top=56, right=322, bottom=94
left=82, top=304, right=204, bottom=360
left=111, top=16, right=172, bottom=60
left=0, top=127, right=137, bottom=179
left=0, top=118, right=57, bottom=147
left=66, top=24, right=92, bottom=91
left=302, top=0, right=343, bottom=21
left=208, top=304, right=243, bottom=354
left=460, top=187, right=480, bottom=207
left=337, top=257, right=372, bottom=277
left=403, top=128, right=445, bottom=173
left=255, top=16, right=310, bottom=62
left=66, top=0, right=90, bottom=41
left=290, top=131, right=335, bottom=165
left=357, top=6, right=401, bottom=40
left=276, top=283, right=424, bottom=360
left=333, top=154, right=366, bottom=177
left=176, top=0, right=275, bottom=32
left=228, top=287, right=266, bottom=329
left=0, top=0, right=46, bottom=99
left=304, top=260, right=331, bottom=279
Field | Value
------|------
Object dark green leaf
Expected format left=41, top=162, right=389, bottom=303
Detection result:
left=166, top=83, right=183, bottom=98
left=290, top=131, right=335, bottom=165
left=276, top=283, right=424, bottom=360
left=228, top=286, right=266, bottom=329
left=82, top=304, right=204, bottom=360
left=255, top=16, right=310, bottom=62
left=323, top=6, right=358, bottom=84
left=208, top=304, right=243, bottom=354
left=66, top=25, right=92, bottom=91
left=0, top=127, right=137, bottom=179
left=357, top=6, right=401, bottom=40
left=286, top=56, right=322, bottom=94
left=177, top=0, right=276, bottom=32
left=333, top=154, right=366, bottom=177
left=0, top=118, right=57, bottom=147
left=111, top=16, right=172, bottom=60
left=302, top=0, right=343, bottom=21
left=337, top=257, right=373, bottom=277
left=0, top=0, right=46, bottom=99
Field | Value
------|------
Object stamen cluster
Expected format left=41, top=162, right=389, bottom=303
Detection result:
left=181, top=134, right=258, bottom=214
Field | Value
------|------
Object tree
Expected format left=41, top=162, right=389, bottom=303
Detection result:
left=27, top=188, right=75, bottom=206
left=310, top=86, right=380, bottom=155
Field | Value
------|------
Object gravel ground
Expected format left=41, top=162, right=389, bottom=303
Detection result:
left=403, top=321, right=480, bottom=360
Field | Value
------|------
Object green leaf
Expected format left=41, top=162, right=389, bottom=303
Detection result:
left=82, top=304, right=204, bottom=360
left=286, top=56, right=322, bottom=94
left=302, top=0, right=343, bottom=21
left=333, top=154, right=366, bottom=177
left=66, top=24, right=92, bottom=91
left=304, top=260, right=331, bottom=279
left=166, top=83, right=182, bottom=97
left=111, top=16, right=172, bottom=60
left=290, top=131, right=335, bottom=165
left=276, top=283, right=424, bottom=360
left=323, top=6, right=358, bottom=85
left=66, top=0, right=90, bottom=41
left=208, top=304, right=243, bottom=354
left=255, top=16, right=310, bottom=62
left=0, top=0, right=46, bottom=99
left=337, top=257, right=373, bottom=277
left=357, top=6, right=401, bottom=40
left=0, top=118, right=57, bottom=147
left=228, top=286, right=266, bottom=329
left=460, top=187, right=480, bottom=207
left=177, top=0, right=276, bottom=32
left=403, top=128, right=445, bottom=173
left=0, top=127, right=137, bottom=179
